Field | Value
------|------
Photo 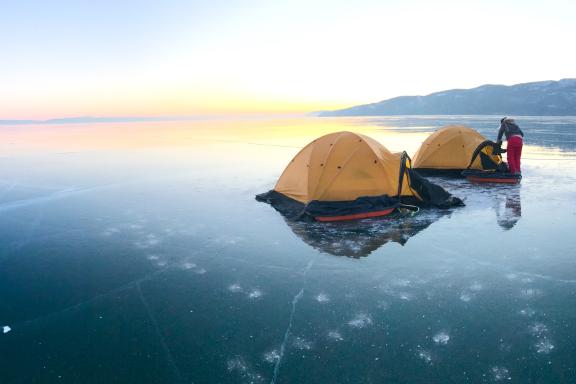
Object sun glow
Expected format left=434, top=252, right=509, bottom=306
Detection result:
left=1, top=0, right=575, bottom=119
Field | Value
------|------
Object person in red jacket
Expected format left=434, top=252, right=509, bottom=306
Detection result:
left=497, top=117, right=524, bottom=174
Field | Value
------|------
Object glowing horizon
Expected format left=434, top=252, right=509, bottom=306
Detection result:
left=1, top=0, right=575, bottom=120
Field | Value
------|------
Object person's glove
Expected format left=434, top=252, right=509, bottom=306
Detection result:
left=493, top=142, right=506, bottom=155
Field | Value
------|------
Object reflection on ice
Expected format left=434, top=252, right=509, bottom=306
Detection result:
left=494, top=186, right=522, bottom=230
left=281, top=209, right=451, bottom=258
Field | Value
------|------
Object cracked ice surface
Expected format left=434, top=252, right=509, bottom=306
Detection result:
left=2, top=116, right=576, bottom=384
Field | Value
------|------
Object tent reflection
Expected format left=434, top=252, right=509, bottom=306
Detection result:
left=281, top=210, right=449, bottom=258
left=495, top=186, right=522, bottom=230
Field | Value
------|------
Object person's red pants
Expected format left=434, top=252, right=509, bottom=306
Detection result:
left=507, top=135, right=523, bottom=174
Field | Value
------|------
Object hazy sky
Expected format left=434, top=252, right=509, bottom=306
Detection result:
left=1, top=0, right=575, bottom=118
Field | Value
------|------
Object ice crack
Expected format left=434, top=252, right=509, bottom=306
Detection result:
left=270, top=259, right=314, bottom=384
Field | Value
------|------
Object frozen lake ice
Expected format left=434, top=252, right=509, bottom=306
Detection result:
left=1, top=116, right=575, bottom=383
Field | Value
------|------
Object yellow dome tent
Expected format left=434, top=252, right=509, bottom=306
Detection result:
left=274, top=131, right=415, bottom=204
left=413, top=125, right=503, bottom=175
left=257, top=131, right=463, bottom=221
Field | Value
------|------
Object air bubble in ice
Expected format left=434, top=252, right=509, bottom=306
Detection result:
left=228, top=284, right=242, bottom=293
left=315, top=293, right=330, bottom=303
left=327, top=330, right=343, bottom=341
left=292, top=337, right=313, bottom=350
left=491, top=366, right=511, bottom=381
left=535, top=339, right=555, bottom=354
left=248, top=289, right=263, bottom=299
left=263, top=349, right=280, bottom=363
left=417, top=349, right=432, bottom=364
left=433, top=331, right=450, bottom=345
left=348, top=313, right=373, bottom=328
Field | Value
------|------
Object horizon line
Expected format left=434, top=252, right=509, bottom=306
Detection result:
left=0, top=113, right=313, bottom=125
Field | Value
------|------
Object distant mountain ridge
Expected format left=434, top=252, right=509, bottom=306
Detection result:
left=320, top=79, right=576, bottom=116
left=0, top=116, right=198, bottom=125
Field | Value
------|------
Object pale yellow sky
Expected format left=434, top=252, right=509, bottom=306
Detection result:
left=1, top=0, right=575, bottom=119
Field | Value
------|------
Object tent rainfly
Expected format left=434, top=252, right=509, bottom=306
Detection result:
left=256, top=131, right=463, bottom=221
left=413, top=125, right=504, bottom=176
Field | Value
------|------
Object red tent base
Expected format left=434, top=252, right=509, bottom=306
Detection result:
left=315, top=208, right=396, bottom=222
